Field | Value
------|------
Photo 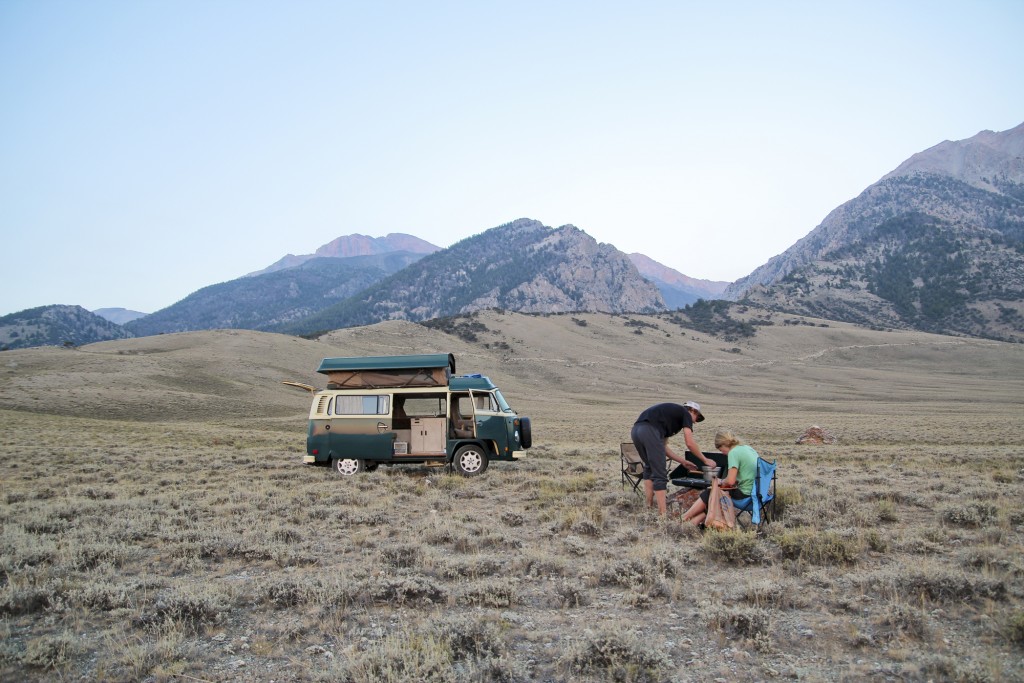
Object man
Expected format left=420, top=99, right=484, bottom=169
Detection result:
left=630, top=400, right=715, bottom=515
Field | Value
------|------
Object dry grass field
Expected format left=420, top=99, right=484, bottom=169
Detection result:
left=1, top=309, right=1023, bottom=682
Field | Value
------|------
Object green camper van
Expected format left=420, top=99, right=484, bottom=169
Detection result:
left=290, top=353, right=532, bottom=476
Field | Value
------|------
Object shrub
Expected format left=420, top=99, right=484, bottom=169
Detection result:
left=623, top=591, right=654, bottom=610
left=701, top=530, right=764, bottom=564
left=777, top=528, right=862, bottom=565
left=562, top=629, right=668, bottom=683
left=364, top=575, right=448, bottom=607
left=259, top=577, right=353, bottom=609
left=877, top=499, right=898, bottom=522
left=877, top=603, right=929, bottom=642
left=70, top=578, right=139, bottom=611
left=771, top=486, right=802, bottom=520
left=908, top=571, right=1009, bottom=602
left=340, top=630, right=455, bottom=683
left=459, top=579, right=519, bottom=608
left=741, top=579, right=801, bottom=609
left=555, top=580, right=592, bottom=608
left=379, top=544, right=424, bottom=568
left=598, top=557, right=674, bottom=597
left=500, top=511, right=524, bottom=527
left=896, top=536, right=943, bottom=555
left=708, top=606, right=770, bottom=643
left=21, top=633, right=81, bottom=670
left=942, top=501, right=998, bottom=528
left=0, top=582, right=63, bottom=617
left=440, top=556, right=505, bottom=580
left=432, top=614, right=505, bottom=661
left=1006, top=611, right=1024, bottom=646
left=855, top=569, right=1007, bottom=604
left=920, top=655, right=997, bottom=683
left=863, top=529, right=889, bottom=553
left=136, top=589, right=224, bottom=630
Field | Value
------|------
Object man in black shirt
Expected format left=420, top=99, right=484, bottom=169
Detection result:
left=630, top=401, right=715, bottom=514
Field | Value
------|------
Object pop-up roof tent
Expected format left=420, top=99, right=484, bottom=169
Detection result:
left=316, top=353, right=456, bottom=389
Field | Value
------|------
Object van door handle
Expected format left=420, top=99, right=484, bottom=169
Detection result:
left=377, top=422, right=387, bottom=433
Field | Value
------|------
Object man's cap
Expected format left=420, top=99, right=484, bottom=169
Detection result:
left=683, top=400, right=705, bottom=422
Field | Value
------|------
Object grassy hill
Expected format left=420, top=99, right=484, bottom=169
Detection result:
left=2, top=310, right=1023, bottom=681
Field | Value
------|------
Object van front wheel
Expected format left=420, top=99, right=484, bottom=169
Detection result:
left=333, top=458, right=364, bottom=476
left=453, top=445, right=489, bottom=477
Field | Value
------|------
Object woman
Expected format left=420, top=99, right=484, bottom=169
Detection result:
left=681, top=430, right=759, bottom=526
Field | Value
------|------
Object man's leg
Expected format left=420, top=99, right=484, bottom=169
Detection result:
left=654, top=489, right=667, bottom=515
left=632, top=422, right=659, bottom=509
left=646, top=438, right=670, bottom=515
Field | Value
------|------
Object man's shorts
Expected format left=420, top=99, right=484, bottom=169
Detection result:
left=630, top=421, right=668, bottom=492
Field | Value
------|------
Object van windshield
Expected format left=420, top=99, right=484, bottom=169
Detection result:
left=493, top=390, right=513, bottom=413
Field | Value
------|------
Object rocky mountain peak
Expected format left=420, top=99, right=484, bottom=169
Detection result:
left=882, top=121, right=1024, bottom=193
left=248, top=232, right=440, bottom=277
left=313, top=233, right=440, bottom=258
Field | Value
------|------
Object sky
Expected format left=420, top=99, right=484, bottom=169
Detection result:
left=2, top=1, right=1023, bottom=316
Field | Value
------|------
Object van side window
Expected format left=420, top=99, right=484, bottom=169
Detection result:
left=333, top=395, right=390, bottom=415
left=474, top=392, right=498, bottom=412
left=401, top=396, right=446, bottom=417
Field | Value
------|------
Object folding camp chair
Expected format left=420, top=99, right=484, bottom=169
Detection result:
left=620, top=442, right=644, bottom=497
left=731, top=457, right=777, bottom=528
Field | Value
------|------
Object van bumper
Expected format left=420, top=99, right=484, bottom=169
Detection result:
left=303, top=455, right=317, bottom=464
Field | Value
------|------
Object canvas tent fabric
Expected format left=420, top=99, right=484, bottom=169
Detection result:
left=317, top=353, right=456, bottom=389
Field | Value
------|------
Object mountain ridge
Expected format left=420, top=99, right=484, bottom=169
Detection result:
left=1, top=305, right=133, bottom=350
left=126, top=252, right=426, bottom=337
left=276, top=218, right=665, bottom=335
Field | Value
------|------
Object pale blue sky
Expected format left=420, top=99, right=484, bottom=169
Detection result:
left=2, top=0, right=1022, bottom=315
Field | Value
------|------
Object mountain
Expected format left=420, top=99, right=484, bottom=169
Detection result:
left=93, top=307, right=148, bottom=325
left=0, top=305, right=134, bottom=350
left=248, top=233, right=440, bottom=276
left=126, top=252, right=425, bottom=337
left=628, top=253, right=730, bottom=308
left=725, top=122, right=1024, bottom=342
left=277, top=218, right=665, bottom=335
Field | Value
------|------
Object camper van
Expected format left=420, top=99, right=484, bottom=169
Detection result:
left=288, top=353, right=532, bottom=476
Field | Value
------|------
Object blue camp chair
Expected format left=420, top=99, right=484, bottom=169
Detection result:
left=731, top=458, right=777, bottom=527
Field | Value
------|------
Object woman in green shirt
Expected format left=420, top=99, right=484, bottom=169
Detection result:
left=681, top=430, right=759, bottom=526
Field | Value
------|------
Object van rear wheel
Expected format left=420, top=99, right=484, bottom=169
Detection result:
left=453, top=445, right=489, bottom=477
left=333, top=458, right=364, bottom=476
